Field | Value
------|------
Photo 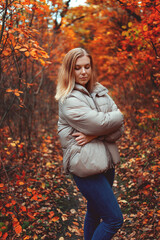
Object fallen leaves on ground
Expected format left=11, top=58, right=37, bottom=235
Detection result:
left=0, top=119, right=159, bottom=239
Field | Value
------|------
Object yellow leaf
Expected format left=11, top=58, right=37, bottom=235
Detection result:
left=70, top=209, right=76, bottom=214
left=41, top=182, right=45, bottom=189
left=120, top=199, right=127, bottom=203
left=14, top=45, right=21, bottom=50
left=39, top=59, right=46, bottom=66
left=23, top=236, right=30, bottom=240
left=143, top=25, right=148, bottom=31
left=128, top=22, right=132, bottom=27
left=10, top=143, right=16, bottom=147
left=40, top=50, right=49, bottom=58
left=62, top=214, right=68, bottom=221
left=122, top=31, right=127, bottom=36
left=19, top=48, right=27, bottom=52
left=46, top=162, right=51, bottom=167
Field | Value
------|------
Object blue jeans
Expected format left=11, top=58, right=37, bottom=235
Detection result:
left=73, top=168, right=123, bottom=240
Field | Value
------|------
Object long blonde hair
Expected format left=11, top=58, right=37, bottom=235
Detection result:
left=55, top=48, right=96, bottom=101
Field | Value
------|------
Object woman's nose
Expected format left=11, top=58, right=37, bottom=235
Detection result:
left=81, top=67, right=86, bottom=74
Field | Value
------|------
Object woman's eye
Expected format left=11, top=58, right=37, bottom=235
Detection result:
left=75, top=65, right=90, bottom=70
left=85, top=65, right=90, bottom=69
left=75, top=66, right=80, bottom=70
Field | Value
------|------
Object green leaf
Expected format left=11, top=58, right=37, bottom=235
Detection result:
left=22, top=221, right=30, bottom=229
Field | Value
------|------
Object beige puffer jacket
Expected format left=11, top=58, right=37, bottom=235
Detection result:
left=58, top=83, right=124, bottom=177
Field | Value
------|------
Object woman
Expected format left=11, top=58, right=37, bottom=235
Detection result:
left=55, top=48, right=124, bottom=240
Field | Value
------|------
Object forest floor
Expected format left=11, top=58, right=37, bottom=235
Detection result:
left=0, top=114, right=159, bottom=240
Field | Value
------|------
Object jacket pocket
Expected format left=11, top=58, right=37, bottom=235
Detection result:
left=69, top=139, right=112, bottom=177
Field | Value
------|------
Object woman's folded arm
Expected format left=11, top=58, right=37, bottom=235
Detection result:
left=60, top=96, right=124, bottom=136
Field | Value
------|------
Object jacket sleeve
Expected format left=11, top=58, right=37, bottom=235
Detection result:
left=103, top=125, right=124, bottom=142
left=98, top=93, right=124, bottom=141
left=60, top=96, right=124, bottom=136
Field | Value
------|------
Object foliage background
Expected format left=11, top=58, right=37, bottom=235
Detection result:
left=0, top=0, right=159, bottom=239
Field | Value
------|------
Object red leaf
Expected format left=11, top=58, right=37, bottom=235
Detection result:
left=2, top=232, right=8, bottom=240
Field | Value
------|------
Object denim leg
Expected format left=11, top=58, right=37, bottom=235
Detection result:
left=103, top=168, right=115, bottom=187
left=84, top=169, right=115, bottom=239
left=84, top=202, right=100, bottom=239
left=73, top=169, right=123, bottom=240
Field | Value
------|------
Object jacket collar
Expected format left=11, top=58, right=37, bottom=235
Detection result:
left=74, top=82, right=108, bottom=97
left=74, top=83, right=90, bottom=96
left=92, top=82, right=108, bottom=96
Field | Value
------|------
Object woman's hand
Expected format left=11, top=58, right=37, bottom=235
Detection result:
left=72, top=132, right=97, bottom=146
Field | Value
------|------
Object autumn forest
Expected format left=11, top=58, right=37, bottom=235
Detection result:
left=0, top=0, right=159, bottom=239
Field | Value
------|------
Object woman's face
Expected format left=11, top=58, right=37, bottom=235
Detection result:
left=74, top=55, right=91, bottom=87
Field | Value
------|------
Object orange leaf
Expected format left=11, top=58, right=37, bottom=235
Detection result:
left=0, top=183, right=4, bottom=187
left=6, top=89, right=13, bottom=93
left=14, top=224, right=22, bottom=234
left=19, top=181, right=24, bottom=185
left=51, top=216, right=59, bottom=222
left=27, top=187, right=32, bottom=192
left=27, top=213, right=35, bottom=219
left=49, top=211, right=55, bottom=218
left=30, top=49, right=38, bottom=59
left=143, top=218, right=148, bottom=224
left=12, top=200, right=16, bottom=205
left=65, top=232, right=71, bottom=237
left=3, top=50, right=10, bottom=56
left=23, top=236, right=30, bottom=240
left=31, top=195, right=38, bottom=201
left=142, top=190, right=150, bottom=196
left=151, top=165, right=159, bottom=171
left=6, top=203, right=12, bottom=207
left=21, top=206, right=26, bottom=212
left=25, top=51, right=30, bottom=57
left=157, top=210, right=160, bottom=216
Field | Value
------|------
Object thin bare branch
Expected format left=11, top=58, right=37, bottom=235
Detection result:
left=117, top=0, right=142, bottom=22
left=66, top=15, right=86, bottom=27
left=0, top=0, right=8, bottom=45
left=0, top=95, right=16, bottom=127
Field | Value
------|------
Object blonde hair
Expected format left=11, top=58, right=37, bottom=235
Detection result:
left=55, top=48, right=96, bottom=101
